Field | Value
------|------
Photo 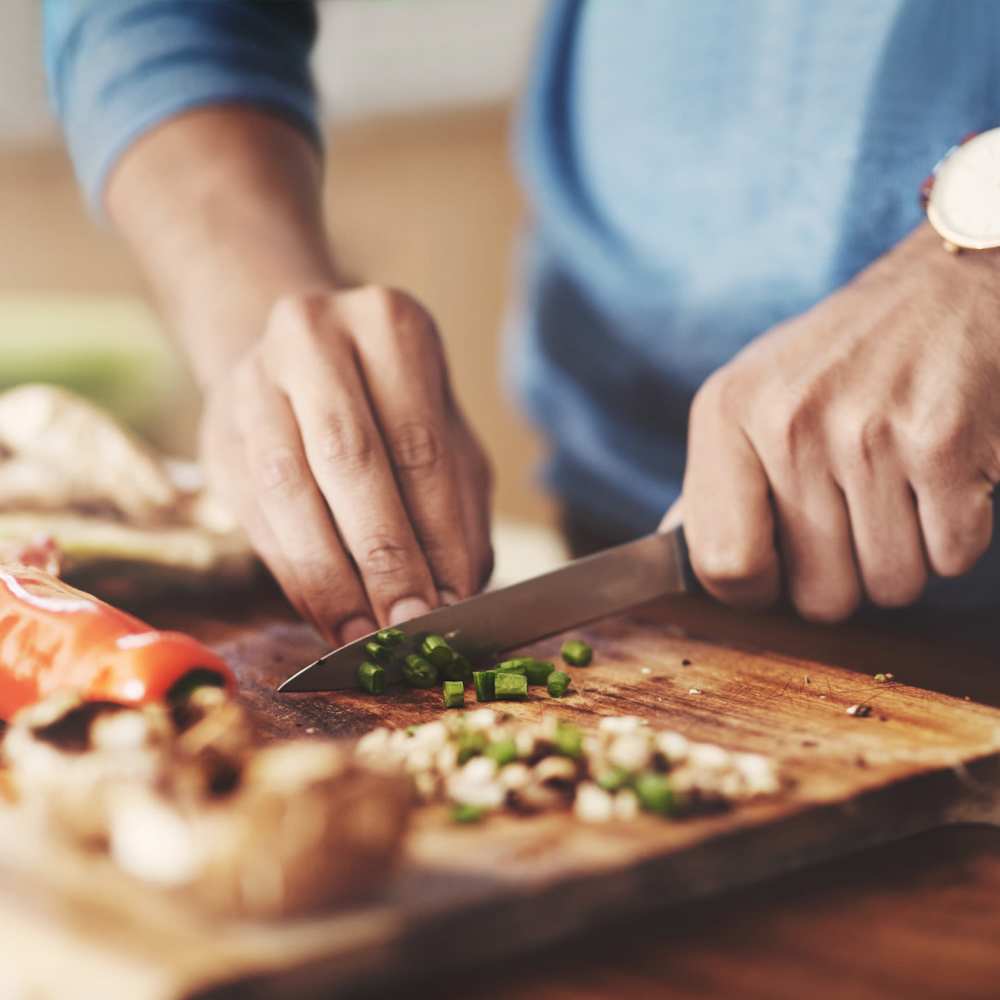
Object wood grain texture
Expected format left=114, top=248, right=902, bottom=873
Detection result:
left=2, top=590, right=1000, bottom=1000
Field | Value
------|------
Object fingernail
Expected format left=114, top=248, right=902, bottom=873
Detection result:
left=438, top=589, right=459, bottom=606
left=389, top=597, right=431, bottom=626
left=340, top=616, right=376, bottom=644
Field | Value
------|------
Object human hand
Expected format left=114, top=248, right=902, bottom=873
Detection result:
left=669, top=223, right=1000, bottom=621
left=201, top=286, right=493, bottom=642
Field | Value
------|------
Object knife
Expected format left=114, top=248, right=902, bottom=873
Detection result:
left=278, top=526, right=697, bottom=692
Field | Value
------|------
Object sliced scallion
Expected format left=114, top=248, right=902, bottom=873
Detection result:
left=376, top=627, right=406, bottom=646
left=442, top=680, right=465, bottom=709
left=473, top=670, right=496, bottom=702
left=421, top=634, right=454, bottom=668
left=547, top=670, right=571, bottom=698
left=402, top=653, right=438, bottom=689
left=495, top=672, right=528, bottom=700
left=357, top=660, right=385, bottom=695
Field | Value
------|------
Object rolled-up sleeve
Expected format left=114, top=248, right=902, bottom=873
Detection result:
left=43, top=0, right=321, bottom=212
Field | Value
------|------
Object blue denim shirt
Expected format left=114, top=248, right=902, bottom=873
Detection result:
left=44, top=0, right=1000, bottom=607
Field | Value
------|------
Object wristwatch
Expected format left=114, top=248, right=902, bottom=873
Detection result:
left=922, top=127, right=1000, bottom=253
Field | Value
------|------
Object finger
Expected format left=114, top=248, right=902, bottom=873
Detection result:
left=915, top=479, right=993, bottom=578
left=904, top=422, right=994, bottom=577
left=451, top=413, right=494, bottom=593
left=268, top=297, right=437, bottom=625
left=840, top=463, right=927, bottom=607
left=234, top=363, right=376, bottom=643
left=349, top=291, right=479, bottom=599
left=200, top=403, right=307, bottom=620
left=683, top=380, right=781, bottom=607
left=769, top=469, right=862, bottom=623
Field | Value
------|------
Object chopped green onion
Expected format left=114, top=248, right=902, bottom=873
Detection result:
left=494, top=659, right=528, bottom=676
left=357, top=661, right=385, bottom=695
left=442, top=680, right=465, bottom=709
left=444, top=653, right=474, bottom=684
left=421, top=634, right=455, bottom=668
left=364, top=639, right=393, bottom=665
left=524, top=659, right=556, bottom=685
left=485, top=738, right=517, bottom=766
left=547, top=670, right=572, bottom=698
left=494, top=672, right=528, bottom=700
left=457, top=729, right=488, bottom=763
left=402, top=653, right=439, bottom=689
left=473, top=670, right=496, bottom=702
left=554, top=722, right=583, bottom=758
left=635, top=773, right=674, bottom=815
left=376, top=627, right=405, bottom=646
left=451, top=803, right=485, bottom=824
left=561, top=639, right=593, bottom=667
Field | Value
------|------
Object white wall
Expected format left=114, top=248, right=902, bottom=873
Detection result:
left=0, top=0, right=545, bottom=144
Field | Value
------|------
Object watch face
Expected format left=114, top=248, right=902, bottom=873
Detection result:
left=927, top=128, right=1000, bottom=249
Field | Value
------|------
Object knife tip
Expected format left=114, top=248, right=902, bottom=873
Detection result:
left=276, top=665, right=319, bottom=693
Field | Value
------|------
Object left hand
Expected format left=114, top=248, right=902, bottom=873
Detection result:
left=667, top=223, right=1000, bottom=621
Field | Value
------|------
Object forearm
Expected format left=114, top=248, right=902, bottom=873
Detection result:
left=106, top=106, right=336, bottom=388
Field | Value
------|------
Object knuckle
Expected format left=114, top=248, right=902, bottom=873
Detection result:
left=838, top=413, right=892, bottom=472
left=319, top=415, right=376, bottom=470
left=356, top=286, right=434, bottom=340
left=269, top=290, right=333, bottom=345
left=254, top=445, right=308, bottom=496
left=358, top=533, right=414, bottom=580
left=298, top=562, right=364, bottom=618
left=390, top=419, right=442, bottom=473
left=763, top=390, right=818, bottom=459
left=910, top=420, right=967, bottom=483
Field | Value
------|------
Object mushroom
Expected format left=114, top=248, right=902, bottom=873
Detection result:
left=109, top=740, right=412, bottom=917
left=2, top=693, right=172, bottom=844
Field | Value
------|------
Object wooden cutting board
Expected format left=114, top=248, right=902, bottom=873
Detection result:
left=2, top=593, right=1000, bottom=1000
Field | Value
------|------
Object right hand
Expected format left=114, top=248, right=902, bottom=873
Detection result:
left=200, top=285, right=494, bottom=643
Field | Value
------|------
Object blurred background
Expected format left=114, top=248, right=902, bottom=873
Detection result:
left=0, top=0, right=565, bottom=583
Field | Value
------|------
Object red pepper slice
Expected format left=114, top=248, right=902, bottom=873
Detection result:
left=0, top=565, right=235, bottom=720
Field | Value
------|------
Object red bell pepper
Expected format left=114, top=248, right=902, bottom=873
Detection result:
left=0, top=564, right=235, bottom=720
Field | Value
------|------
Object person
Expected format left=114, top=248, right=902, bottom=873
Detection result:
left=43, top=0, right=1000, bottom=642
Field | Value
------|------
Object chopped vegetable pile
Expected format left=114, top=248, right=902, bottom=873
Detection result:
left=357, top=630, right=584, bottom=703
left=355, top=711, right=782, bottom=824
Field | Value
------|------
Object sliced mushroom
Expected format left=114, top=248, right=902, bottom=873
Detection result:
left=110, top=741, right=412, bottom=918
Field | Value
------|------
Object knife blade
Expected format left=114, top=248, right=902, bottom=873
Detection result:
left=278, top=526, right=696, bottom=692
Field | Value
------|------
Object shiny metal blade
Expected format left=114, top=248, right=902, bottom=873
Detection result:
left=278, top=527, right=693, bottom=692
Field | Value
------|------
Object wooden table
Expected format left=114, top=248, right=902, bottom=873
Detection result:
left=144, top=590, right=1000, bottom=1000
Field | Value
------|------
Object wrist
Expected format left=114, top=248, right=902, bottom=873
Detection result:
left=107, top=107, right=338, bottom=388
